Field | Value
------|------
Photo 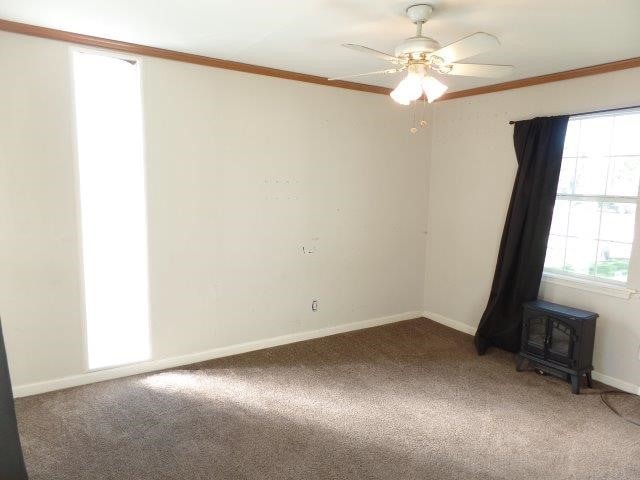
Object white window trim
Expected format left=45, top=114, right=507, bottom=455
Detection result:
left=543, top=110, right=640, bottom=296
left=542, top=271, right=637, bottom=299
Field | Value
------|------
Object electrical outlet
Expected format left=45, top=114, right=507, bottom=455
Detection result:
left=311, top=299, right=318, bottom=312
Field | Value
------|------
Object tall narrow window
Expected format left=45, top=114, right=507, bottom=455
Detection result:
left=73, top=51, right=150, bottom=369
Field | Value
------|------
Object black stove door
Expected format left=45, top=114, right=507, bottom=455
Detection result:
left=523, top=314, right=548, bottom=357
left=547, top=319, right=575, bottom=367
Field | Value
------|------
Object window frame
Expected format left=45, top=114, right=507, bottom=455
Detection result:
left=69, top=46, right=153, bottom=371
left=542, top=109, right=640, bottom=298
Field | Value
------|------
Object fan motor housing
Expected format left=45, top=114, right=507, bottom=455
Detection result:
left=394, top=36, right=441, bottom=58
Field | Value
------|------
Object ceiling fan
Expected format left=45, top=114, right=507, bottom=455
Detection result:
left=329, top=3, right=514, bottom=105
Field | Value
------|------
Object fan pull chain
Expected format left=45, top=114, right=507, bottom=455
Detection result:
left=420, top=97, right=428, bottom=128
left=410, top=97, right=428, bottom=133
left=410, top=103, right=418, bottom=133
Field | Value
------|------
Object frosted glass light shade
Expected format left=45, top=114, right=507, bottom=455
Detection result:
left=390, top=75, right=423, bottom=105
left=422, top=76, right=448, bottom=103
left=390, top=86, right=411, bottom=105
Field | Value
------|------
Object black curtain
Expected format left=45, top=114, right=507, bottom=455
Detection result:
left=0, top=318, right=28, bottom=479
left=475, top=115, right=569, bottom=355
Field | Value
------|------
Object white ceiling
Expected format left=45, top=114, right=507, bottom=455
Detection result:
left=1, top=0, right=640, bottom=92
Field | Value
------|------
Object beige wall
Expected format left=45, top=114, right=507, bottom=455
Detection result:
left=4, top=28, right=637, bottom=396
left=0, top=31, right=429, bottom=391
left=424, top=67, right=640, bottom=392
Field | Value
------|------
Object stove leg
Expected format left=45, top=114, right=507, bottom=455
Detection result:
left=516, top=355, right=526, bottom=372
left=585, top=370, right=593, bottom=389
left=571, top=374, right=580, bottom=394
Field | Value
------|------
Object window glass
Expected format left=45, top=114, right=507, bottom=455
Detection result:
left=544, top=111, right=640, bottom=284
left=73, top=50, right=151, bottom=369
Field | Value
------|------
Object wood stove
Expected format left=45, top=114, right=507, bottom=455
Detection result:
left=516, top=300, right=598, bottom=394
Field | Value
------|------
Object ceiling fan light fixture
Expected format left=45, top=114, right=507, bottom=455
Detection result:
left=422, top=75, right=448, bottom=103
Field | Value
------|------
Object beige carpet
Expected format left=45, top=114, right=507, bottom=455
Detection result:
left=15, top=318, right=640, bottom=479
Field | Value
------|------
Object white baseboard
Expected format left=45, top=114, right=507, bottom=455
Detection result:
left=15, top=310, right=638, bottom=397
left=13, top=310, right=423, bottom=398
left=591, top=372, right=640, bottom=395
left=423, top=310, right=478, bottom=336
left=423, top=310, right=640, bottom=396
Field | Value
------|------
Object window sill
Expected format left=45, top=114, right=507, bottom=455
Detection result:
left=541, top=272, right=637, bottom=299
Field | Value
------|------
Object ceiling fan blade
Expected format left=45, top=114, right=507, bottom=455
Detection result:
left=342, top=43, right=399, bottom=62
left=430, top=32, right=500, bottom=64
left=444, top=63, right=514, bottom=78
left=328, top=68, right=402, bottom=81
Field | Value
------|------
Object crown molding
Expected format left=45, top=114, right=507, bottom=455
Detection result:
left=1, top=18, right=639, bottom=102
left=0, top=18, right=391, bottom=96
left=440, top=56, right=640, bottom=101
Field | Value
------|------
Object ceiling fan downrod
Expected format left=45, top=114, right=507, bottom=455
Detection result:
left=394, top=4, right=440, bottom=59
left=406, top=3, right=433, bottom=37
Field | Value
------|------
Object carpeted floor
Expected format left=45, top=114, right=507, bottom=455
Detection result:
left=15, top=318, right=640, bottom=479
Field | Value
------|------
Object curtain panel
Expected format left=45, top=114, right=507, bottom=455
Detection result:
left=475, top=115, right=569, bottom=354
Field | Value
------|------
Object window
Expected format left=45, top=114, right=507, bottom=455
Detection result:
left=544, top=110, right=640, bottom=285
left=72, top=50, right=151, bottom=369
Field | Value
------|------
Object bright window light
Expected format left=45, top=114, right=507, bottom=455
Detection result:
left=73, top=50, right=151, bottom=369
left=544, top=110, right=640, bottom=284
